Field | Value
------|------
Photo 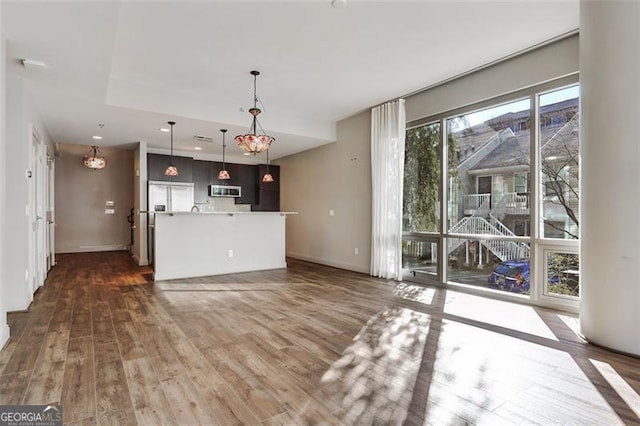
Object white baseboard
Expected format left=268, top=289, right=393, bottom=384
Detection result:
left=286, top=251, right=370, bottom=275
left=0, top=323, right=10, bottom=350
left=56, top=244, right=129, bottom=254
left=132, top=253, right=149, bottom=266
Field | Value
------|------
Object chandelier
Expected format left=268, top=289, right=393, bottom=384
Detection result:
left=218, top=129, right=230, bottom=180
left=235, top=70, right=275, bottom=154
left=164, top=121, right=178, bottom=176
left=83, top=145, right=106, bottom=170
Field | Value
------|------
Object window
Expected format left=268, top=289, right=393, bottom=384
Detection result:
left=403, top=123, right=441, bottom=234
left=513, top=220, right=530, bottom=236
left=448, top=98, right=530, bottom=238
left=545, top=251, right=579, bottom=298
left=539, top=86, right=580, bottom=240
left=514, top=173, right=529, bottom=194
left=402, top=78, right=579, bottom=306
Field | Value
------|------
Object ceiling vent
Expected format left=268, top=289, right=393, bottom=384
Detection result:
left=194, top=135, right=215, bottom=143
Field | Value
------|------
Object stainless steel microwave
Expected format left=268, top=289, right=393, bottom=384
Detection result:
left=208, top=185, right=242, bottom=197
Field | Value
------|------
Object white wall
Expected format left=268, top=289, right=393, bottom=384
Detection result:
left=55, top=143, right=134, bottom=253
left=405, top=34, right=579, bottom=122
left=0, top=2, right=10, bottom=348
left=3, top=75, right=53, bottom=312
left=279, top=110, right=371, bottom=274
left=133, top=141, right=148, bottom=266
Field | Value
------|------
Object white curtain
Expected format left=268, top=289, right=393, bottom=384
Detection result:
left=371, top=99, right=406, bottom=280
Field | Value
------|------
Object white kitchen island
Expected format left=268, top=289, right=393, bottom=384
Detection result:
left=153, top=211, right=297, bottom=281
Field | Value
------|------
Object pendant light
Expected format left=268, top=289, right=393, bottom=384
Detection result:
left=83, top=145, right=107, bottom=170
left=235, top=70, right=275, bottom=155
left=218, top=129, right=230, bottom=180
left=164, top=121, right=178, bottom=176
left=262, top=148, right=274, bottom=183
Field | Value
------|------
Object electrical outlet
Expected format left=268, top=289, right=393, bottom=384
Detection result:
left=329, top=209, right=335, bottom=217
left=105, top=208, right=115, bottom=214
left=354, top=247, right=359, bottom=255
left=228, top=249, right=233, bottom=258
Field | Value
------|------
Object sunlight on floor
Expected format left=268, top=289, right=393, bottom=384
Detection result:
left=443, top=292, right=560, bottom=341
left=316, top=285, right=632, bottom=425
left=557, top=313, right=582, bottom=337
left=319, top=306, right=431, bottom=424
left=590, top=358, right=640, bottom=419
left=393, top=283, right=437, bottom=305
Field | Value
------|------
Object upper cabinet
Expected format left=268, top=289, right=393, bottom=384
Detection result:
left=237, top=164, right=257, bottom=205
left=148, top=153, right=193, bottom=183
left=253, top=165, right=280, bottom=211
left=192, top=160, right=211, bottom=204
left=147, top=154, right=279, bottom=210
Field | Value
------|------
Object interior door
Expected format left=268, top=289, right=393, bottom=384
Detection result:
left=46, top=154, right=55, bottom=270
left=30, top=129, right=46, bottom=292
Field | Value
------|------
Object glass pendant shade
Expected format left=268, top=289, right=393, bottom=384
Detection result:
left=83, top=146, right=106, bottom=170
left=164, top=121, right=178, bottom=176
left=218, top=128, right=230, bottom=180
left=262, top=147, right=275, bottom=183
left=164, top=165, right=178, bottom=176
left=236, top=71, right=275, bottom=155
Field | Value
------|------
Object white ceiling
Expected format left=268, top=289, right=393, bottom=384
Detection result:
left=3, top=0, right=578, bottom=164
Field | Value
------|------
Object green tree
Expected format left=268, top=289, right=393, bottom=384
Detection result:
left=403, top=122, right=460, bottom=233
left=403, top=124, right=440, bottom=232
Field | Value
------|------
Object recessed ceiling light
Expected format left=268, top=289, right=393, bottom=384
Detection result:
left=194, top=147, right=202, bottom=151
left=92, top=135, right=102, bottom=140
left=160, top=128, right=170, bottom=133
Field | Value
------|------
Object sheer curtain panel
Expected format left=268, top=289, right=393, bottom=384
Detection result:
left=371, top=99, right=406, bottom=280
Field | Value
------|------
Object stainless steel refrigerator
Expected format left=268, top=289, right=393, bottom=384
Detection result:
left=148, top=181, right=194, bottom=213
left=148, top=181, right=194, bottom=264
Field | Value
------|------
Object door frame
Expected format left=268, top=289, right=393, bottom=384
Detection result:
left=46, top=152, right=55, bottom=270
left=28, top=126, right=47, bottom=292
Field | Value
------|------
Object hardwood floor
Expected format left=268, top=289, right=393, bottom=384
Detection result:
left=0, top=251, right=638, bottom=425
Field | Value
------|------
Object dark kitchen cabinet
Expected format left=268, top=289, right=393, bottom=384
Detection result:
left=210, top=163, right=257, bottom=206
left=147, top=154, right=278, bottom=209
left=193, top=160, right=211, bottom=203
left=148, top=154, right=193, bottom=183
left=237, top=164, right=257, bottom=205
left=212, top=162, right=241, bottom=186
left=253, top=164, right=280, bottom=211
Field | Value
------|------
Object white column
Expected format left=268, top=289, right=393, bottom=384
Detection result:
left=580, top=0, right=640, bottom=356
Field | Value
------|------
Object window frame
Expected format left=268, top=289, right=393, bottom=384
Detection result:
left=403, top=74, right=579, bottom=312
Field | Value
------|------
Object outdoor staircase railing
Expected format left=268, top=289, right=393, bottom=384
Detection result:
left=447, top=215, right=530, bottom=262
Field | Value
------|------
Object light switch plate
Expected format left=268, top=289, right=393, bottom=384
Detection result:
left=106, top=200, right=115, bottom=206
left=105, top=208, right=115, bottom=214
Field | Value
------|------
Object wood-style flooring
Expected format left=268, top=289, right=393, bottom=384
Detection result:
left=0, top=251, right=638, bottom=425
